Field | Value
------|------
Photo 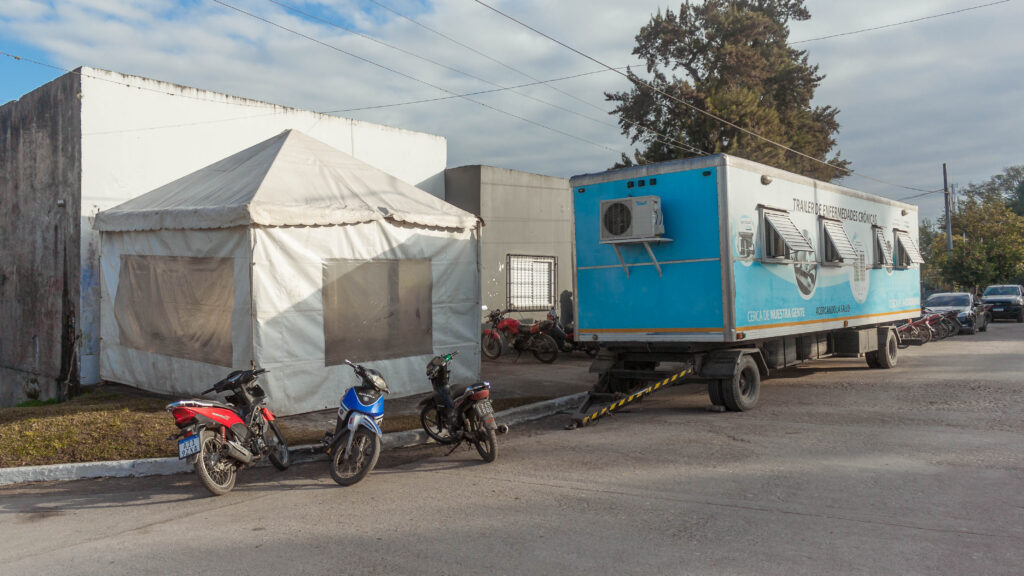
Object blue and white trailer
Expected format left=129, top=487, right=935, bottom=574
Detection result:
left=568, top=155, right=924, bottom=424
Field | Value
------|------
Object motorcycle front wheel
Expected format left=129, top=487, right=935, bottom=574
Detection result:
left=481, top=332, right=502, bottom=359
left=469, top=414, right=497, bottom=463
left=329, top=428, right=381, bottom=486
left=531, top=334, right=559, bottom=363
left=195, top=429, right=237, bottom=496
left=265, top=421, right=291, bottom=471
left=420, top=404, right=456, bottom=444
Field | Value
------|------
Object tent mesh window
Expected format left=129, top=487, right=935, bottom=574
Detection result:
left=114, top=255, right=234, bottom=366
left=323, top=258, right=433, bottom=365
left=506, top=255, right=556, bottom=311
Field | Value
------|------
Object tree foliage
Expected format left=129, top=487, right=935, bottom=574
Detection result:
left=606, top=0, right=850, bottom=181
left=922, top=183, right=1024, bottom=289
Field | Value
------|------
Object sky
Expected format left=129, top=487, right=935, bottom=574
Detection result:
left=1, top=0, right=1022, bottom=221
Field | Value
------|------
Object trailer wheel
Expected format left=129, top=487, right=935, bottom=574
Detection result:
left=721, top=355, right=759, bottom=412
left=876, top=330, right=898, bottom=369
left=865, top=351, right=881, bottom=368
left=707, top=380, right=724, bottom=407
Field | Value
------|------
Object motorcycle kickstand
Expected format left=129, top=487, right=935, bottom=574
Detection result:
left=444, top=438, right=465, bottom=455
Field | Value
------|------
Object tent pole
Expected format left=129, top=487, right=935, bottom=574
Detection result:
left=249, top=228, right=257, bottom=370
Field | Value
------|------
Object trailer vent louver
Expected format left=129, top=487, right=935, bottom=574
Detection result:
left=599, top=196, right=665, bottom=242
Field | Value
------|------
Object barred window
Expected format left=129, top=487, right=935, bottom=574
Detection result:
left=507, top=255, right=556, bottom=311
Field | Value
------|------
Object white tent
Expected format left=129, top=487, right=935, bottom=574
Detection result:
left=94, top=130, right=481, bottom=415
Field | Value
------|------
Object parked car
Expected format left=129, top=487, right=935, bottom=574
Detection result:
left=980, top=284, right=1024, bottom=322
left=923, top=292, right=989, bottom=335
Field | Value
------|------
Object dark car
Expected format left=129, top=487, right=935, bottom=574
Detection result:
left=981, top=284, right=1024, bottom=322
left=923, top=292, right=990, bottom=335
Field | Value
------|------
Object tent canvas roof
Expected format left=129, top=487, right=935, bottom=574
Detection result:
left=93, top=130, right=478, bottom=232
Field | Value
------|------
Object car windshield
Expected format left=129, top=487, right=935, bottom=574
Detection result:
left=984, top=286, right=1020, bottom=296
left=925, top=294, right=969, bottom=307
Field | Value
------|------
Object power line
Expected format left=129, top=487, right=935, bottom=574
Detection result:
left=469, top=0, right=942, bottom=194
left=211, top=0, right=624, bottom=155
left=360, top=0, right=707, bottom=155
left=324, top=68, right=615, bottom=112
left=791, top=0, right=1011, bottom=44
left=268, top=0, right=705, bottom=156
left=898, top=188, right=946, bottom=202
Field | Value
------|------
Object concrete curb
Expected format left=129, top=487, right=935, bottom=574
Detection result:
left=0, top=393, right=587, bottom=486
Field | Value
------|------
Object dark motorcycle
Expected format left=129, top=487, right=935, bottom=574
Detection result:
left=167, top=368, right=290, bottom=496
left=546, top=308, right=599, bottom=357
left=323, top=360, right=389, bottom=486
left=418, top=350, right=507, bottom=462
left=480, top=308, right=559, bottom=363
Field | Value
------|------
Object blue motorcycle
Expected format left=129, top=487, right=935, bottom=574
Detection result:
left=325, top=360, right=389, bottom=486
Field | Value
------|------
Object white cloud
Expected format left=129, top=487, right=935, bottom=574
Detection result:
left=1, top=0, right=1021, bottom=220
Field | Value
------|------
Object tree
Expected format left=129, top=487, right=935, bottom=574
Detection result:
left=961, top=165, right=1024, bottom=216
left=606, top=0, right=850, bottom=181
left=922, top=190, right=1024, bottom=289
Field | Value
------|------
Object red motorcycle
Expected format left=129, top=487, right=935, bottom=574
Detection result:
left=167, top=368, right=290, bottom=496
left=481, top=308, right=559, bottom=363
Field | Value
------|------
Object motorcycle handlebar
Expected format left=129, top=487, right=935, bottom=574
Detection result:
left=344, top=359, right=365, bottom=375
left=204, top=368, right=268, bottom=395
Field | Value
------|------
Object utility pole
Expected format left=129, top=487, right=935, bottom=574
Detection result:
left=943, top=163, right=953, bottom=253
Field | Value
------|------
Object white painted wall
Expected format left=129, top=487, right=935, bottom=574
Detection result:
left=76, top=67, right=447, bottom=384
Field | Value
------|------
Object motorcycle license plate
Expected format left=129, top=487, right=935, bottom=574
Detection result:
left=178, top=435, right=201, bottom=459
left=475, top=400, right=494, bottom=416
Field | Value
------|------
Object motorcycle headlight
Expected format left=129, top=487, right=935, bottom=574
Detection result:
left=366, top=371, right=389, bottom=394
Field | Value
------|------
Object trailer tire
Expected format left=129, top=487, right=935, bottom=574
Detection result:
left=707, top=380, right=724, bottom=407
left=876, top=329, right=898, bottom=369
left=721, top=355, right=759, bottom=412
left=865, top=351, right=881, bottom=368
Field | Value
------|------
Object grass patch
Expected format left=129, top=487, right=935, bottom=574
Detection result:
left=0, top=388, right=555, bottom=468
left=0, top=387, right=177, bottom=468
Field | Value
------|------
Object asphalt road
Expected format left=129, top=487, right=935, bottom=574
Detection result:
left=2, top=322, right=1022, bottom=575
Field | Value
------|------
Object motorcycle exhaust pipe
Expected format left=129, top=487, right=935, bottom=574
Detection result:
left=224, top=440, right=254, bottom=464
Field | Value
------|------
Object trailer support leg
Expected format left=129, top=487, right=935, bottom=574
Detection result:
left=567, top=365, right=693, bottom=429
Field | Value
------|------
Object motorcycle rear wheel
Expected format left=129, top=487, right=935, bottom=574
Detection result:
left=195, top=429, right=237, bottom=496
left=330, top=428, right=380, bottom=486
left=469, top=414, right=497, bottom=463
left=481, top=332, right=502, bottom=360
left=531, top=334, right=558, bottom=364
left=265, top=421, right=291, bottom=471
left=420, top=404, right=456, bottom=444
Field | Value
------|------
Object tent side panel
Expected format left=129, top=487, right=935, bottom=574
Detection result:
left=98, top=228, right=252, bottom=396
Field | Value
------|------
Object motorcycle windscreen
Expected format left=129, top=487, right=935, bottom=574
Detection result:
left=322, top=258, right=433, bottom=365
left=114, top=255, right=234, bottom=366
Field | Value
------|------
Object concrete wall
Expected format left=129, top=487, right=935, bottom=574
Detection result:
left=446, top=165, right=571, bottom=319
left=0, top=73, right=82, bottom=406
left=1, top=67, right=449, bottom=401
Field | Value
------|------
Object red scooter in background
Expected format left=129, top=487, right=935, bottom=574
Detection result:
left=480, top=307, right=559, bottom=363
left=167, top=368, right=290, bottom=496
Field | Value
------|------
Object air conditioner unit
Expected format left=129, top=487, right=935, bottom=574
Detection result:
left=599, top=196, right=665, bottom=241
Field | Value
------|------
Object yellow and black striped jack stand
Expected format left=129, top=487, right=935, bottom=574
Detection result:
left=567, top=365, right=694, bottom=429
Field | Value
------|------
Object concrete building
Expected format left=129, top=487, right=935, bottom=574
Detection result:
left=0, top=67, right=447, bottom=406
left=445, top=165, right=572, bottom=321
